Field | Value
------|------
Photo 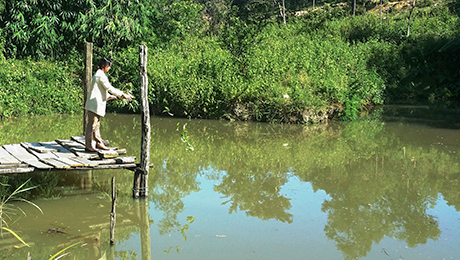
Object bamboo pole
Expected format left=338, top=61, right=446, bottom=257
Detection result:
left=83, top=42, right=93, bottom=135
left=110, top=177, right=117, bottom=245
left=133, top=45, right=151, bottom=198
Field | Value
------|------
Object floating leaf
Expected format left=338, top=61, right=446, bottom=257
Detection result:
left=186, top=216, right=195, bottom=223
left=163, top=246, right=173, bottom=254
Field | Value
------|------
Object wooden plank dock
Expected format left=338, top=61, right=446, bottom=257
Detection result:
left=0, top=136, right=138, bottom=174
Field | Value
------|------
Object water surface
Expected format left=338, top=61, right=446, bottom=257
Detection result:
left=0, top=110, right=460, bottom=260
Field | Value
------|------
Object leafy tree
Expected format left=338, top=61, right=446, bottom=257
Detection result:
left=0, top=0, right=206, bottom=59
left=157, top=1, right=205, bottom=41
left=196, top=0, right=235, bottom=36
left=77, top=0, right=145, bottom=50
left=1, top=0, right=92, bottom=58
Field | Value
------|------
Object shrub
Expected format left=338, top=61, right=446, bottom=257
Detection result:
left=148, top=36, right=238, bottom=118
left=145, top=22, right=386, bottom=123
left=0, top=59, right=82, bottom=118
left=243, top=22, right=385, bottom=122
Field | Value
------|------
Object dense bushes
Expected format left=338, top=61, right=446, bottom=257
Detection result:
left=0, top=59, right=82, bottom=118
left=148, top=37, right=236, bottom=119
left=145, top=21, right=385, bottom=123
left=345, top=4, right=460, bottom=104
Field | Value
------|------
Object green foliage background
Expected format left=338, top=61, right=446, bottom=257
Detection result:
left=0, top=0, right=459, bottom=122
left=0, top=59, right=82, bottom=118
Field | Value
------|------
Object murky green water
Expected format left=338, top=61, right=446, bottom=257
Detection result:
left=1, top=109, right=460, bottom=260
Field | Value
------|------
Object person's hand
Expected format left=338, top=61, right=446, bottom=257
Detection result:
left=122, top=93, right=133, bottom=101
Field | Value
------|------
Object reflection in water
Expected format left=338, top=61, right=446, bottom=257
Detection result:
left=1, top=113, right=460, bottom=259
left=137, top=199, right=152, bottom=260
left=215, top=169, right=293, bottom=223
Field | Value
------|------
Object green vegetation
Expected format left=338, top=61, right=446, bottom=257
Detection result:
left=0, top=59, right=82, bottom=118
left=0, top=0, right=459, bottom=122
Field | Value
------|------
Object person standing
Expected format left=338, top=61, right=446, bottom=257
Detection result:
left=85, top=58, right=132, bottom=152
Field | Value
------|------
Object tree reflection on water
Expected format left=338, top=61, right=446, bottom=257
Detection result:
left=1, top=114, right=460, bottom=259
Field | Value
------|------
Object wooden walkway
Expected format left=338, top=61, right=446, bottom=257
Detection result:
left=0, top=136, right=137, bottom=174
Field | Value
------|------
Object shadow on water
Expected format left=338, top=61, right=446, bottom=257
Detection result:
left=381, top=104, right=460, bottom=129
left=1, top=109, right=460, bottom=259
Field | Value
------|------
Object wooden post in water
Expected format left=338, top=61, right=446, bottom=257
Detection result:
left=133, top=45, right=150, bottom=198
left=110, top=177, right=117, bottom=245
left=83, top=42, right=93, bottom=135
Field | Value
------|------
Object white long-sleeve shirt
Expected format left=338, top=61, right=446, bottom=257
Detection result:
left=85, top=69, right=124, bottom=117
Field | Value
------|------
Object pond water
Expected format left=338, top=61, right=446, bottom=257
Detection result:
left=1, top=107, right=460, bottom=260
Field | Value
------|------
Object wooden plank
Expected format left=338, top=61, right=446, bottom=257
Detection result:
left=0, top=163, right=28, bottom=168
left=116, top=148, right=127, bottom=155
left=0, top=167, right=34, bottom=174
left=3, top=144, right=39, bottom=161
left=53, top=157, right=86, bottom=167
left=23, top=160, right=53, bottom=169
left=71, top=136, right=121, bottom=152
left=55, top=139, right=98, bottom=159
left=93, top=163, right=137, bottom=170
left=0, top=147, right=21, bottom=165
left=39, top=141, right=63, bottom=150
left=41, top=158, right=71, bottom=169
left=3, top=144, right=53, bottom=169
left=39, top=141, right=76, bottom=158
left=70, top=147, right=100, bottom=159
left=68, top=157, right=99, bottom=167
left=21, top=143, right=58, bottom=160
left=58, top=139, right=120, bottom=159
left=71, top=136, right=113, bottom=147
left=98, top=150, right=119, bottom=159
left=98, top=156, right=136, bottom=165
left=55, top=139, right=85, bottom=149
left=21, top=142, right=58, bottom=153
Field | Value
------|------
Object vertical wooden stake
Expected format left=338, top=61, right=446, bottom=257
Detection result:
left=140, top=44, right=150, bottom=197
left=110, top=177, right=117, bottom=245
left=133, top=44, right=151, bottom=198
left=133, top=169, right=141, bottom=198
left=83, top=42, right=93, bottom=135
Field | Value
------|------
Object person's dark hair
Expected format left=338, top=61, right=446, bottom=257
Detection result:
left=97, top=57, right=113, bottom=69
